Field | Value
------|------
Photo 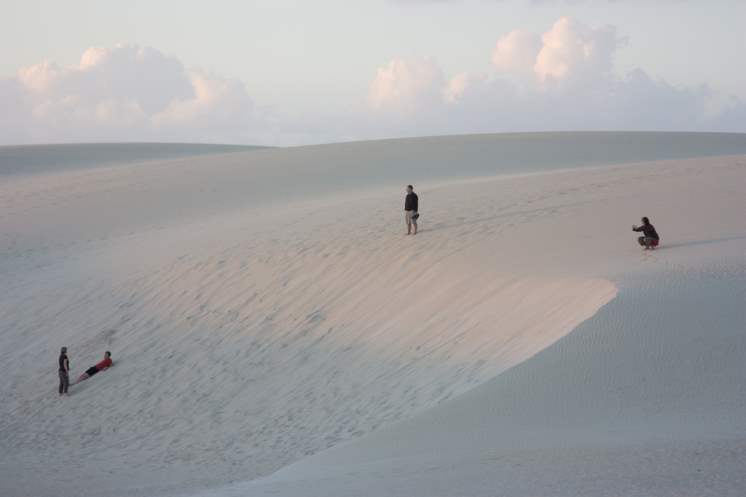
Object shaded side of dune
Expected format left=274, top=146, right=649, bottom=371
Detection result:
left=242, top=261, right=746, bottom=497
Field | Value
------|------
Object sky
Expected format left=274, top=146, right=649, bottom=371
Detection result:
left=1, top=0, right=745, bottom=146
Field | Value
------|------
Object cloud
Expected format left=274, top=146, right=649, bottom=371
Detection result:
left=443, top=72, right=474, bottom=103
left=151, top=71, right=263, bottom=143
left=0, top=44, right=269, bottom=145
left=534, top=17, right=619, bottom=84
left=491, top=18, right=620, bottom=86
left=2, top=21, right=743, bottom=147
left=492, top=30, right=541, bottom=78
left=367, top=16, right=745, bottom=137
left=368, top=57, right=445, bottom=114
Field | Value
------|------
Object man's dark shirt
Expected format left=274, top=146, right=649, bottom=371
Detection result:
left=405, top=192, right=419, bottom=211
left=633, top=223, right=659, bottom=240
left=59, top=353, right=69, bottom=372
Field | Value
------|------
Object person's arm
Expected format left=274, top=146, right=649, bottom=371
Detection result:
left=414, top=195, right=419, bottom=212
left=632, top=225, right=643, bottom=232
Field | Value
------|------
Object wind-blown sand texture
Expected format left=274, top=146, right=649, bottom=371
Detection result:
left=1, top=133, right=745, bottom=497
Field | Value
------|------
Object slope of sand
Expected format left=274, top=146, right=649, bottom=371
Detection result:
left=1, top=134, right=745, bottom=497
left=5, top=132, right=746, bottom=266
left=228, top=227, right=746, bottom=497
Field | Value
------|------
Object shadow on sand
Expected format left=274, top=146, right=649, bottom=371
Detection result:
left=657, top=235, right=746, bottom=250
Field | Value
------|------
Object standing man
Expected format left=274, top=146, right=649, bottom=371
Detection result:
left=58, top=346, right=69, bottom=396
left=405, top=185, right=419, bottom=235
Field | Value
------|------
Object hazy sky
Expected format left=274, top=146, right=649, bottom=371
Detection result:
left=2, top=0, right=745, bottom=145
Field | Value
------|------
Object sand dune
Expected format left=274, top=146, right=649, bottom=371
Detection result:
left=0, top=143, right=262, bottom=177
left=4, top=132, right=746, bottom=265
left=234, top=224, right=746, bottom=497
left=1, top=133, right=745, bottom=497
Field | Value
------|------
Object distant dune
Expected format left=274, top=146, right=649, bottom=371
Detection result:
left=0, top=142, right=266, bottom=177
left=1, top=133, right=745, bottom=497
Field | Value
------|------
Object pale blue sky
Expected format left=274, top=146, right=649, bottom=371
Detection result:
left=1, top=0, right=745, bottom=145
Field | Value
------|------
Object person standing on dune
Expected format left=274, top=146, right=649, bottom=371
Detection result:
left=73, top=351, right=113, bottom=385
left=633, top=216, right=660, bottom=249
left=58, top=347, right=69, bottom=396
left=405, top=185, right=419, bottom=235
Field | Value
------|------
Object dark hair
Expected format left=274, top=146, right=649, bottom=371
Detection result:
left=105, top=350, right=111, bottom=357
left=642, top=217, right=650, bottom=225
left=407, top=185, right=413, bottom=189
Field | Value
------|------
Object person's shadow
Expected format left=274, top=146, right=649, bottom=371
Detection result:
left=658, top=235, right=746, bottom=250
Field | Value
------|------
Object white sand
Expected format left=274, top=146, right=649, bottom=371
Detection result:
left=1, top=134, right=745, bottom=497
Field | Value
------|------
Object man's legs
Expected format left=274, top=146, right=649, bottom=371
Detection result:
left=639, top=236, right=656, bottom=249
left=406, top=211, right=412, bottom=235
left=412, top=217, right=417, bottom=235
left=59, top=370, right=69, bottom=395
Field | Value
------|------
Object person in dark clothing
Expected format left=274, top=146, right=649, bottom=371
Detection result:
left=58, top=347, right=69, bottom=396
left=74, top=351, right=113, bottom=385
left=633, top=216, right=660, bottom=249
left=404, top=185, right=419, bottom=235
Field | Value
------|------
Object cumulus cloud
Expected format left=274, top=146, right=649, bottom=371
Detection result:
left=491, top=18, right=619, bottom=86
left=0, top=44, right=268, bottom=145
left=443, top=72, right=473, bottom=103
left=368, top=57, right=445, bottom=114
left=367, top=16, right=745, bottom=137
left=151, top=71, right=261, bottom=143
left=534, top=17, right=619, bottom=84
left=492, top=30, right=541, bottom=79
left=2, top=22, right=743, bottom=147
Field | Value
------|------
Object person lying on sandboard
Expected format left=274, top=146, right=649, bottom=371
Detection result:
left=73, top=351, right=113, bottom=385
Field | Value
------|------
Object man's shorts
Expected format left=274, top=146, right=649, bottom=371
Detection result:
left=639, top=236, right=659, bottom=247
left=86, top=366, right=99, bottom=376
left=405, top=210, right=418, bottom=225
